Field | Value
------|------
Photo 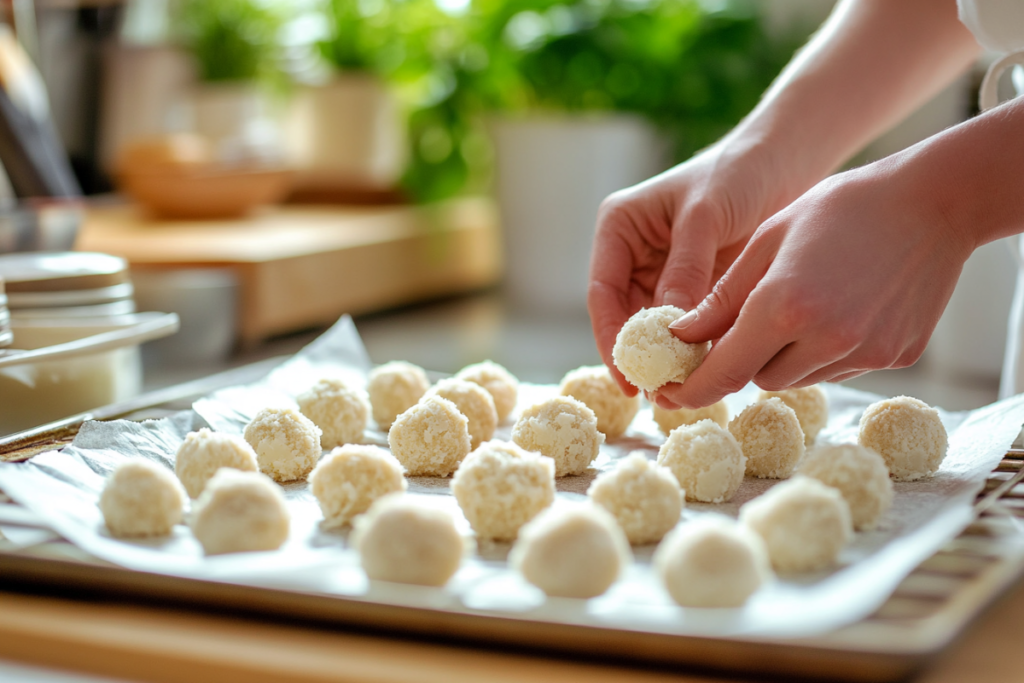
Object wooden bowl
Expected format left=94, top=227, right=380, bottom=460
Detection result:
left=119, top=167, right=294, bottom=220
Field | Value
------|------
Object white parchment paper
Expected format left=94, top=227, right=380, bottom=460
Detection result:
left=2, top=315, right=1024, bottom=639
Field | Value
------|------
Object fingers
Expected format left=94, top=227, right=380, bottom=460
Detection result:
left=588, top=223, right=642, bottom=396
left=752, top=339, right=851, bottom=392
left=653, top=209, right=720, bottom=311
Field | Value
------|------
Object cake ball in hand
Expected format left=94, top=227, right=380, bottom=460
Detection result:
left=729, top=398, right=804, bottom=479
left=100, top=460, right=186, bottom=538
left=388, top=396, right=471, bottom=477
left=451, top=440, right=555, bottom=541
left=759, top=385, right=828, bottom=446
left=510, top=503, right=632, bottom=599
left=353, top=494, right=466, bottom=587
left=799, top=444, right=893, bottom=531
left=588, top=452, right=682, bottom=545
left=740, top=475, right=852, bottom=573
left=655, top=517, right=772, bottom=608
left=309, top=445, right=407, bottom=528
left=658, top=419, right=745, bottom=503
left=367, top=361, right=430, bottom=431
left=175, top=428, right=259, bottom=499
left=456, top=360, right=519, bottom=423
left=612, top=306, right=710, bottom=393
left=190, top=469, right=291, bottom=555
left=243, top=407, right=322, bottom=483
left=652, top=400, right=729, bottom=436
left=559, top=365, right=640, bottom=439
left=297, top=378, right=369, bottom=448
left=425, top=377, right=498, bottom=449
left=858, top=396, right=948, bottom=481
left=512, top=396, right=604, bottom=477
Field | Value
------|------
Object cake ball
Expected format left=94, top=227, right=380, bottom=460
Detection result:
left=99, top=460, right=186, bottom=538
left=654, top=517, right=772, bottom=608
left=451, top=440, right=555, bottom=540
left=657, top=419, right=745, bottom=503
left=425, top=377, right=498, bottom=449
left=759, top=385, right=828, bottom=445
left=174, top=428, right=259, bottom=499
left=652, top=401, right=729, bottom=436
left=388, top=395, right=471, bottom=477
left=309, top=445, right=407, bottom=528
left=353, top=494, right=465, bottom=587
left=243, top=407, right=322, bottom=483
left=612, top=306, right=710, bottom=392
left=729, top=398, right=804, bottom=479
left=511, top=396, right=605, bottom=477
left=456, top=360, right=519, bottom=423
left=297, top=378, right=369, bottom=448
left=587, top=452, right=682, bottom=545
left=509, top=503, right=632, bottom=599
left=559, top=365, right=641, bottom=440
left=367, top=361, right=430, bottom=430
left=190, top=469, right=291, bottom=555
left=858, top=396, right=948, bottom=481
left=799, top=444, right=893, bottom=531
left=740, top=475, right=852, bottom=573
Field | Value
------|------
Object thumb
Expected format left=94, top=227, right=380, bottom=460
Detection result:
left=654, top=213, right=719, bottom=311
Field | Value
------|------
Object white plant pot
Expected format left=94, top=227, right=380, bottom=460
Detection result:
left=491, top=115, right=670, bottom=313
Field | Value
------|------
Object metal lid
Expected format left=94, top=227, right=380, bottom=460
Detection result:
left=0, top=253, right=129, bottom=293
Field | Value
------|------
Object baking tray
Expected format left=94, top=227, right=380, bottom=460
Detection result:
left=2, top=362, right=1024, bottom=683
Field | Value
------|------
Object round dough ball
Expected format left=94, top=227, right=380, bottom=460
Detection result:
left=587, top=452, right=682, bottom=545
left=243, top=407, right=322, bottom=483
left=511, top=396, right=605, bottom=477
left=657, top=419, right=745, bottom=503
left=799, top=444, right=893, bottom=531
left=740, top=475, right=852, bottom=573
left=509, top=503, right=632, bottom=598
left=559, top=365, right=640, bottom=440
left=759, top=385, right=828, bottom=445
left=190, top=469, right=291, bottom=555
left=612, top=306, right=710, bottom=392
left=426, top=378, right=498, bottom=449
left=456, top=360, right=519, bottom=422
left=309, top=445, right=408, bottom=528
left=368, top=361, right=430, bottom=430
left=174, top=428, right=259, bottom=499
left=652, top=401, right=729, bottom=436
left=654, top=517, right=772, bottom=608
left=729, top=398, right=804, bottom=479
left=858, top=396, right=948, bottom=481
left=353, top=494, right=465, bottom=586
left=297, top=378, right=369, bottom=448
left=451, top=440, right=555, bottom=540
left=388, top=396, right=471, bottom=477
left=99, top=460, right=186, bottom=538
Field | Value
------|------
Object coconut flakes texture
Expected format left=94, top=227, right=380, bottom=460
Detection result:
left=456, top=360, right=519, bottom=423
left=388, top=395, right=472, bottom=477
left=367, top=361, right=431, bottom=431
left=243, top=407, right=322, bottom=483
left=588, top=452, right=682, bottom=545
left=309, top=445, right=407, bottom=528
left=612, top=306, right=710, bottom=392
left=729, top=398, right=805, bottom=479
left=99, top=459, right=186, bottom=538
left=651, top=400, right=729, bottom=436
left=451, top=440, right=555, bottom=541
left=740, top=475, right=852, bottom=573
left=658, top=419, right=746, bottom=503
left=799, top=444, right=893, bottom=531
left=353, top=493, right=466, bottom=587
left=654, top=516, right=772, bottom=608
left=297, top=378, right=369, bottom=448
left=174, top=428, right=258, bottom=499
left=509, top=503, right=632, bottom=599
left=559, top=365, right=640, bottom=440
left=511, top=396, right=605, bottom=477
left=759, top=385, right=829, bottom=446
left=426, top=377, right=498, bottom=449
left=190, top=469, right=291, bottom=555
left=858, top=396, right=948, bottom=481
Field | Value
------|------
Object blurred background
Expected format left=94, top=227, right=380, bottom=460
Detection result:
left=0, top=0, right=1016, bottom=436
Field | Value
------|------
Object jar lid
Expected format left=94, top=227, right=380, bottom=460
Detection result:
left=0, top=253, right=129, bottom=294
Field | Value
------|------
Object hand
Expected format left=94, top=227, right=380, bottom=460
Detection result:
left=659, top=159, right=976, bottom=410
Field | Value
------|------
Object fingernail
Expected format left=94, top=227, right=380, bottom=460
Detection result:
left=669, top=310, right=697, bottom=331
left=662, top=289, right=694, bottom=310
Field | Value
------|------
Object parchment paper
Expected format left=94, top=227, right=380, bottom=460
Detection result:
left=2, top=315, right=1024, bottom=639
